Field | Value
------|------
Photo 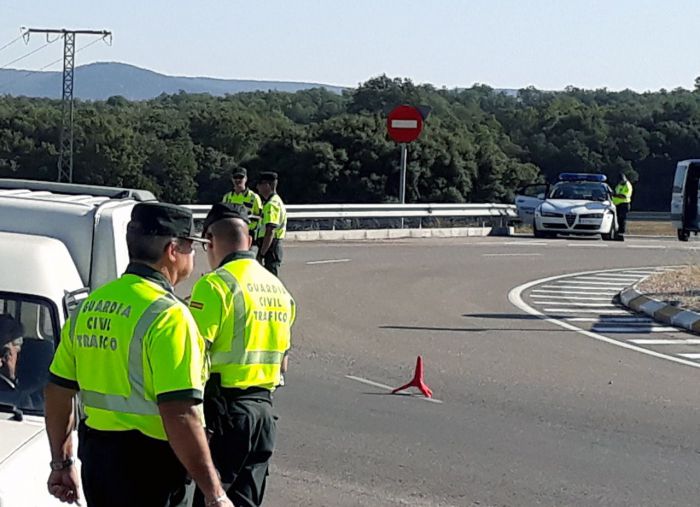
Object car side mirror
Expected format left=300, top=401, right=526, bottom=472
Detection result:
left=537, top=193, right=545, bottom=200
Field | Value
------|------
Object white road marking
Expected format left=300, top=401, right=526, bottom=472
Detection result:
left=627, top=245, right=667, bottom=249
left=567, top=243, right=609, bottom=247
left=508, top=266, right=700, bottom=370
left=306, top=258, right=352, bottom=265
left=575, top=276, right=640, bottom=283
left=557, top=281, right=628, bottom=287
left=631, top=339, right=700, bottom=345
left=482, top=253, right=542, bottom=257
left=543, top=308, right=629, bottom=314
left=592, top=326, right=680, bottom=333
left=344, top=375, right=443, bottom=404
left=501, top=241, right=548, bottom=246
left=567, top=317, right=653, bottom=323
left=531, top=295, right=613, bottom=301
left=535, top=302, right=616, bottom=307
left=678, top=353, right=700, bottom=359
left=532, top=289, right=618, bottom=296
left=541, top=285, right=623, bottom=291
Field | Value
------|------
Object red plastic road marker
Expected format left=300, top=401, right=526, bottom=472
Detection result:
left=391, top=356, right=433, bottom=398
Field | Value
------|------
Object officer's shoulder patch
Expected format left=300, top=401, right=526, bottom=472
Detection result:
left=189, top=301, right=205, bottom=310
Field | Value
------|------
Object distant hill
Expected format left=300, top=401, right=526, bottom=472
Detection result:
left=0, top=62, right=347, bottom=100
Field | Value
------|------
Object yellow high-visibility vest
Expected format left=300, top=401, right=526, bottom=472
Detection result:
left=222, top=188, right=263, bottom=233
left=189, top=252, right=295, bottom=390
left=257, top=193, right=287, bottom=240
left=612, top=181, right=633, bottom=205
left=50, top=269, right=206, bottom=440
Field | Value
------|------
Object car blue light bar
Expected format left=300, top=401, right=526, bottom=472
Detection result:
left=558, top=173, right=607, bottom=182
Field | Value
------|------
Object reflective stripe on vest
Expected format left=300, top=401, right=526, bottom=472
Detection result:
left=78, top=295, right=178, bottom=416
left=210, top=268, right=285, bottom=365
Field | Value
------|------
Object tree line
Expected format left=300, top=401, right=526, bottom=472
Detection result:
left=3, top=75, right=700, bottom=210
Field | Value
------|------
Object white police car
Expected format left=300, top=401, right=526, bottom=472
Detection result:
left=515, top=173, right=617, bottom=239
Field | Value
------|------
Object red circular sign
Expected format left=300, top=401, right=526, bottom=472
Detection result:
left=387, top=105, right=423, bottom=143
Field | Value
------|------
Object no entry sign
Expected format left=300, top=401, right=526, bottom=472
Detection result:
left=387, top=105, right=424, bottom=143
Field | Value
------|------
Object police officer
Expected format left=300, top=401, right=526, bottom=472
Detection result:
left=612, top=172, right=633, bottom=241
left=255, top=172, right=287, bottom=275
left=189, top=203, right=295, bottom=507
left=221, top=167, right=263, bottom=237
left=44, top=202, right=233, bottom=507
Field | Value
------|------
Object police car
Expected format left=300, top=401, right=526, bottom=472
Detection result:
left=515, top=173, right=617, bottom=239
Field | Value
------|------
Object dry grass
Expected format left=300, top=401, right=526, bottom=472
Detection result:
left=638, top=266, right=700, bottom=312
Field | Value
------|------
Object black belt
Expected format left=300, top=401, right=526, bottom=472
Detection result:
left=207, top=374, right=272, bottom=401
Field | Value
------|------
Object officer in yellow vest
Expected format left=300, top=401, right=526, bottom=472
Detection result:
left=255, top=172, right=287, bottom=275
left=44, top=203, right=233, bottom=507
left=221, top=167, right=262, bottom=237
left=189, top=203, right=295, bottom=507
left=612, top=172, right=633, bottom=241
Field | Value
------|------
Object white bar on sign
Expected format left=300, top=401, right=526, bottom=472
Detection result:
left=391, top=119, right=418, bottom=129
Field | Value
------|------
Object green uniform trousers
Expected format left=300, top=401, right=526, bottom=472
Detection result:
left=193, top=381, right=277, bottom=507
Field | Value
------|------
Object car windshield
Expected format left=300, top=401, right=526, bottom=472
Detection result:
left=0, top=293, right=59, bottom=416
left=549, top=181, right=610, bottom=201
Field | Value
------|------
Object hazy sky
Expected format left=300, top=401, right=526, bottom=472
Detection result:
left=1, top=0, right=698, bottom=91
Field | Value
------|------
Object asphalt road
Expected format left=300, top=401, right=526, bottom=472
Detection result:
left=178, top=236, right=700, bottom=507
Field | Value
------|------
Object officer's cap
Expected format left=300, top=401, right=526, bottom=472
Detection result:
left=202, top=203, right=250, bottom=234
left=231, top=167, right=247, bottom=178
left=129, top=202, right=205, bottom=242
left=0, top=314, right=23, bottom=347
left=258, top=171, right=278, bottom=183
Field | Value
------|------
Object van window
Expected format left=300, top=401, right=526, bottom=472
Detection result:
left=673, top=166, right=686, bottom=193
left=0, top=293, right=59, bottom=416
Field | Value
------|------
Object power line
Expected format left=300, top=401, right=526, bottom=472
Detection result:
left=0, top=34, right=110, bottom=92
left=0, top=33, right=24, bottom=54
left=0, top=40, right=55, bottom=70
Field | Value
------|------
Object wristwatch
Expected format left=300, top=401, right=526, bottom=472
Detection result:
left=49, top=457, right=74, bottom=471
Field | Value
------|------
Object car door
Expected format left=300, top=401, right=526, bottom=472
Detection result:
left=515, top=183, right=548, bottom=224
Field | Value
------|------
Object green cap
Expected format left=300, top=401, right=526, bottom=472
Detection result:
left=202, top=203, right=250, bottom=234
left=231, top=167, right=247, bottom=178
left=258, top=171, right=278, bottom=182
left=129, top=202, right=205, bottom=242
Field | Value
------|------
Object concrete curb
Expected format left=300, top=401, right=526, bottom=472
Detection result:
left=619, top=285, right=700, bottom=334
left=286, top=226, right=514, bottom=242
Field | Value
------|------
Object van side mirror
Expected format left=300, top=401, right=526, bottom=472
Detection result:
left=63, top=288, right=90, bottom=319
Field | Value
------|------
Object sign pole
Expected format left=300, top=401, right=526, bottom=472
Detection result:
left=399, top=143, right=407, bottom=204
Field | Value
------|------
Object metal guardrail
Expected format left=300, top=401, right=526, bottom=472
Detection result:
left=185, top=204, right=668, bottom=222
left=628, top=211, right=670, bottom=221
left=185, top=203, right=518, bottom=221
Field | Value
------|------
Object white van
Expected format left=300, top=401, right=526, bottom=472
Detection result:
left=671, top=159, right=700, bottom=241
left=0, top=179, right=154, bottom=506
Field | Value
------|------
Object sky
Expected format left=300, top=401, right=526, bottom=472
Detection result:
left=1, top=0, right=699, bottom=92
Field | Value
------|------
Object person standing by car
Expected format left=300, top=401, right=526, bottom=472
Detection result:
left=612, top=172, right=633, bottom=241
left=44, top=202, right=232, bottom=507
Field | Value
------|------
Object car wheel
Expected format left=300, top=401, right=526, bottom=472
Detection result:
left=678, top=228, right=690, bottom=242
left=602, top=222, right=616, bottom=241
left=533, top=221, right=547, bottom=238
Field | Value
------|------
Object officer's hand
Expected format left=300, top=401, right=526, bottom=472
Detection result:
left=47, top=466, right=81, bottom=504
left=206, top=495, right=234, bottom=507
